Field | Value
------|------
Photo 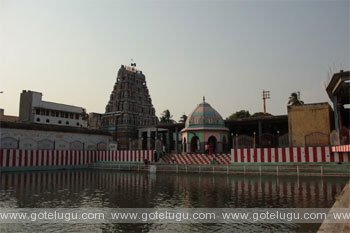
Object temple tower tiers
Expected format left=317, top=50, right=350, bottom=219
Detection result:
left=102, top=64, right=158, bottom=149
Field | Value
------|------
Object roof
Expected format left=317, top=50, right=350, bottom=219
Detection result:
left=225, top=115, right=288, bottom=123
left=0, top=121, right=111, bottom=136
left=326, top=70, right=350, bottom=102
left=182, top=100, right=228, bottom=132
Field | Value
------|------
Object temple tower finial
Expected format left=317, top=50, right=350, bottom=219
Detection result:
left=203, top=96, right=205, bottom=102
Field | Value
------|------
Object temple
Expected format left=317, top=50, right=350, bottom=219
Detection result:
left=326, top=70, right=350, bottom=145
left=101, top=64, right=158, bottom=149
left=181, top=98, right=229, bottom=154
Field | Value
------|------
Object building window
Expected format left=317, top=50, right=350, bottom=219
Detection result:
left=65, top=113, right=68, bottom=118
left=56, top=112, right=59, bottom=117
left=58, top=120, right=62, bottom=124
left=76, top=122, right=80, bottom=126
left=66, top=121, right=69, bottom=125
left=36, top=109, right=40, bottom=115
left=69, top=113, right=74, bottom=119
left=45, top=110, right=50, bottom=116
left=51, top=111, right=55, bottom=116
left=75, top=114, right=79, bottom=119
left=36, top=118, right=40, bottom=122
left=60, top=112, right=65, bottom=117
left=46, top=119, right=50, bottom=123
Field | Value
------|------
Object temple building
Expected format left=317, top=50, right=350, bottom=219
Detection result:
left=326, top=70, right=350, bottom=145
left=181, top=98, right=229, bottom=154
left=101, top=64, right=158, bottom=149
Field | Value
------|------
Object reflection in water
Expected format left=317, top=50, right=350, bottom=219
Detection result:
left=0, top=170, right=347, bottom=232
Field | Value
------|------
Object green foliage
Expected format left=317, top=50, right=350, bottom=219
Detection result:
left=227, top=110, right=273, bottom=120
left=251, top=112, right=272, bottom=117
left=227, top=110, right=251, bottom=120
left=179, top=114, right=188, bottom=123
left=159, top=109, right=175, bottom=124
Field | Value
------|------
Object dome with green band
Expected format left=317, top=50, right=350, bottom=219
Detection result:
left=184, top=99, right=227, bottom=130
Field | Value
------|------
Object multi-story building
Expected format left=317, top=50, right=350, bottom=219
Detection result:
left=19, top=90, right=87, bottom=128
left=101, top=64, right=158, bottom=149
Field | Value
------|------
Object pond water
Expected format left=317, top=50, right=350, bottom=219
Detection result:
left=0, top=170, right=347, bottom=232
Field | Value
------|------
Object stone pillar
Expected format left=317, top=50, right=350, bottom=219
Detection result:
left=167, top=131, right=170, bottom=153
left=138, top=137, right=142, bottom=150
left=200, top=142, right=206, bottom=153
left=333, top=96, right=339, bottom=132
left=147, top=129, right=151, bottom=150
left=217, top=142, right=223, bottom=154
left=258, top=121, right=262, bottom=147
left=175, top=127, right=178, bottom=153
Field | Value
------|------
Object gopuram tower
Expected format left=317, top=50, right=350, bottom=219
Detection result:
left=101, top=63, right=158, bottom=149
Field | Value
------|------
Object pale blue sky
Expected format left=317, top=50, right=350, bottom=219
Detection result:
left=0, top=0, right=349, bottom=121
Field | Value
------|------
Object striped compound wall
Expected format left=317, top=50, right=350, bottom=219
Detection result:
left=0, top=149, right=154, bottom=169
left=167, top=154, right=231, bottom=165
left=231, top=147, right=350, bottom=163
left=332, top=145, right=350, bottom=153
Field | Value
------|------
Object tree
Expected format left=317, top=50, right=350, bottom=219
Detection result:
left=251, top=112, right=272, bottom=117
left=159, top=109, right=175, bottom=124
left=227, top=110, right=251, bottom=120
left=288, top=92, right=304, bottom=106
left=179, top=114, right=188, bottom=123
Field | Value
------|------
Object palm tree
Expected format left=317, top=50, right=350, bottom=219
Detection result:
left=159, top=109, right=175, bottom=124
left=179, top=114, right=188, bottom=123
left=288, top=92, right=304, bottom=106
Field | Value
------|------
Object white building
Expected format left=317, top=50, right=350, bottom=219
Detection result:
left=19, top=90, right=87, bottom=128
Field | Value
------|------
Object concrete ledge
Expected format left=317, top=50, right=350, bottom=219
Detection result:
left=0, top=165, right=88, bottom=172
left=318, top=180, right=350, bottom=233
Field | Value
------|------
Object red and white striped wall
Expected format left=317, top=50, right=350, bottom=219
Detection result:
left=231, top=147, right=350, bottom=163
left=331, top=145, right=350, bottom=152
left=95, top=150, right=154, bottom=163
left=0, top=150, right=154, bottom=168
left=169, top=154, right=231, bottom=165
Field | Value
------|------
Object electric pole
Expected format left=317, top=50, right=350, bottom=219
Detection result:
left=262, top=90, right=270, bottom=114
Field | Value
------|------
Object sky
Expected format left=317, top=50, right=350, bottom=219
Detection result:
left=0, top=0, right=349, bottom=121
